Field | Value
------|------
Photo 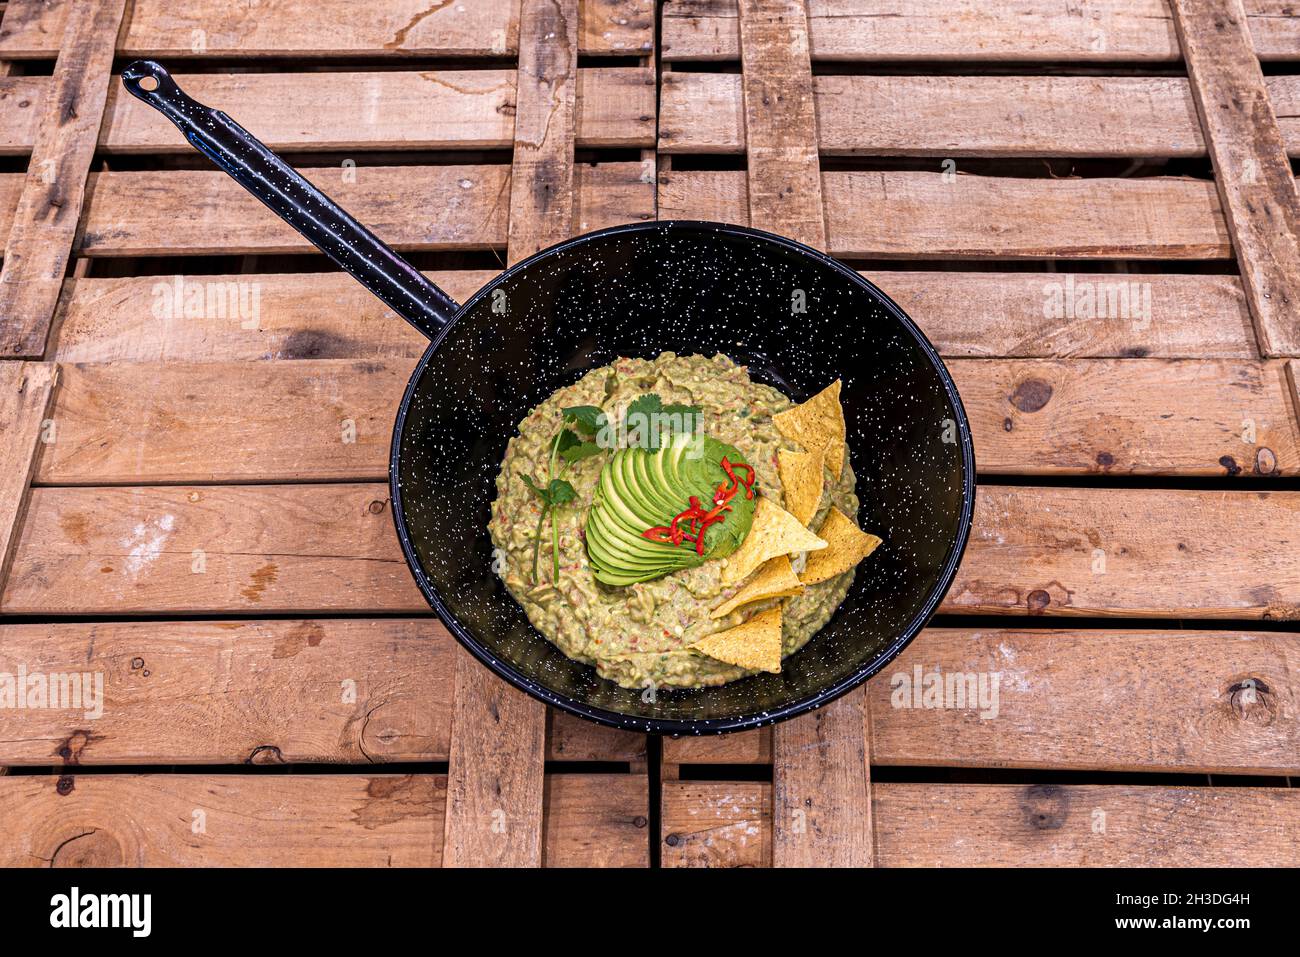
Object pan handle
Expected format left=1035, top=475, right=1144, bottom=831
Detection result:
left=121, top=59, right=458, bottom=340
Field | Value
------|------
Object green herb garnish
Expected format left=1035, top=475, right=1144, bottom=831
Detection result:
left=625, top=393, right=703, bottom=451
left=522, top=409, right=606, bottom=584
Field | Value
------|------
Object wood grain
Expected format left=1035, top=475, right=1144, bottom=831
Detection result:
left=50, top=271, right=495, bottom=364
left=772, top=689, right=873, bottom=866
left=74, top=163, right=654, bottom=257
left=1, top=483, right=428, bottom=615
left=737, top=0, right=825, bottom=249
left=949, top=486, right=1300, bottom=619
left=0, top=362, right=57, bottom=591
left=0, top=617, right=642, bottom=766
left=0, top=0, right=126, bottom=358
left=666, top=627, right=1300, bottom=773
left=663, top=782, right=1300, bottom=867
left=661, top=72, right=1300, bottom=158
left=506, top=0, right=579, bottom=265
left=1173, top=0, right=1300, bottom=357
left=735, top=0, right=867, bottom=868
left=442, top=0, right=579, bottom=870
left=7, top=485, right=1297, bottom=618
left=0, top=0, right=652, bottom=58
left=661, top=0, right=1299, bottom=63
left=442, top=649, right=547, bottom=867
left=38, top=359, right=411, bottom=484
left=658, top=170, right=1231, bottom=259
left=48, top=270, right=1258, bottom=363
left=34, top=357, right=1297, bottom=484
left=91, top=69, right=656, bottom=154
left=8, top=621, right=1287, bottom=775
left=0, top=773, right=648, bottom=867
left=870, top=271, right=1256, bottom=359
left=950, top=358, right=1300, bottom=475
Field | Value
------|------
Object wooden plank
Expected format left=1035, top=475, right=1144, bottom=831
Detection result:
left=506, top=0, right=579, bottom=265
left=0, top=617, right=643, bottom=766
left=546, top=708, right=647, bottom=764
left=0, top=0, right=126, bottom=359
left=0, top=362, right=56, bottom=591
left=441, top=648, right=547, bottom=867
left=1, top=483, right=429, bottom=615
left=1173, top=0, right=1300, bottom=357
left=663, top=72, right=1300, bottom=159
left=658, top=170, right=1231, bottom=259
left=737, top=0, right=825, bottom=249
left=8, top=484, right=1297, bottom=618
left=666, top=627, right=1300, bottom=772
left=735, top=0, right=868, bottom=868
left=0, top=172, right=27, bottom=245
left=543, top=773, right=650, bottom=866
left=949, top=486, right=1300, bottom=619
left=0, top=76, right=47, bottom=156
left=0, top=772, right=648, bottom=867
left=50, top=270, right=495, bottom=364
left=74, top=163, right=652, bottom=257
left=49, top=270, right=1259, bottom=363
left=662, top=0, right=1300, bottom=63
left=36, top=358, right=1298, bottom=484
left=663, top=782, right=1300, bottom=867
left=872, top=271, right=1256, bottom=360
left=38, top=359, right=412, bottom=485
left=950, top=358, right=1300, bottom=476
left=442, top=0, right=579, bottom=870
left=89, top=69, right=656, bottom=154
left=0, top=0, right=652, bottom=57
left=772, top=690, right=873, bottom=866
left=580, top=0, right=656, bottom=56
left=9, top=620, right=1286, bottom=774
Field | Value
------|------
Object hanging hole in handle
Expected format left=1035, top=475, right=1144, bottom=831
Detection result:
left=138, top=76, right=159, bottom=92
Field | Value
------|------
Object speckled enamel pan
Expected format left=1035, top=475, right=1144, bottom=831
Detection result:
left=123, top=60, right=976, bottom=735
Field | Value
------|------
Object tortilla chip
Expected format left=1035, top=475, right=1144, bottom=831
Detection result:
left=800, top=506, right=882, bottom=585
left=722, top=495, right=827, bottom=585
left=774, top=380, right=846, bottom=479
left=710, top=555, right=804, bottom=619
left=777, top=446, right=824, bottom=527
left=692, top=606, right=783, bottom=673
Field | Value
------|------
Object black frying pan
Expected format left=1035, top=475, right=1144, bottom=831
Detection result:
left=122, top=60, right=975, bottom=735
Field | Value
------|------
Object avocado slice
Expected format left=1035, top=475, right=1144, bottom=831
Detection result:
left=583, top=431, right=759, bottom=586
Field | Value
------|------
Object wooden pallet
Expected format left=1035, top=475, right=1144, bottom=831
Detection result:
left=657, top=0, right=1300, bottom=867
left=0, top=0, right=655, bottom=869
left=0, top=0, right=1297, bottom=868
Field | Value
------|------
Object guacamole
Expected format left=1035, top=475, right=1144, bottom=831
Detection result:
left=488, top=353, right=859, bottom=689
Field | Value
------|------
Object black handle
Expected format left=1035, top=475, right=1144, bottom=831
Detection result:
left=121, top=60, right=458, bottom=340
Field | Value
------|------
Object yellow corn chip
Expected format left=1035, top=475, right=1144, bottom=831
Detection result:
left=710, top=555, right=804, bottom=619
left=692, top=606, right=783, bottom=673
left=800, top=506, right=882, bottom=585
left=774, top=380, right=847, bottom=479
left=722, top=495, right=827, bottom=585
left=777, top=446, right=824, bottom=527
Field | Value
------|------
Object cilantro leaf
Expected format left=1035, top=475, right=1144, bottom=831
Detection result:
left=663, top=401, right=703, bottom=418
left=626, top=394, right=662, bottom=419
left=521, top=473, right=548, bottom=500
left=560, top=440, right=602, bottom=464
left=562, top=405, right=607, bottom=434
left=553, top=428, right=602, bottom=465
left=547, top=479, right=577, bottom=505
left=626, top=394, right=704, bottom=452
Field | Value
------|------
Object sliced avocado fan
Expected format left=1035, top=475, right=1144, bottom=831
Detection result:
left=586, top=432, right=758, bottom=586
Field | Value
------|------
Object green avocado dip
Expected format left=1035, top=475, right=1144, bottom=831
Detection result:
left=488, top=353, right=859, bottom=689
